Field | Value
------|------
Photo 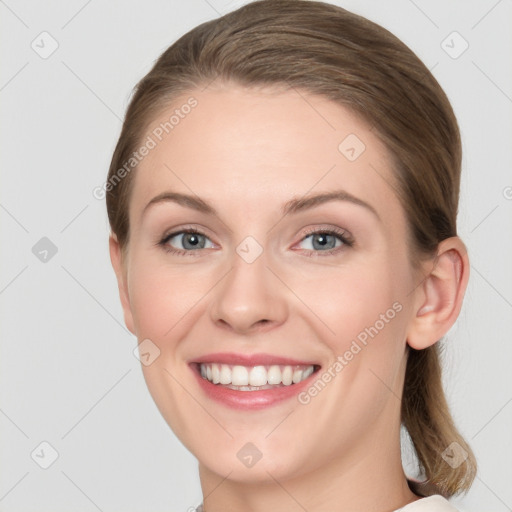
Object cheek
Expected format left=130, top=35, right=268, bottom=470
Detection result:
left=291, top=255, right=406, bottom=347
left=289, top=264, right=408, bottom=451
left=127, top=258, right=206, bottom=342
left=126, top=256, right=212, bottom=445
left=294, top=254, right=410, bottom=410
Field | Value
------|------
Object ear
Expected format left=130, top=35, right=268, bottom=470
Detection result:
left=407, top=237, right=469, bottom=350
left=109, top=234, right=135, bottom=335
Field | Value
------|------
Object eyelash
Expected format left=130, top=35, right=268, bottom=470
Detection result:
left=299, top=226, right=354, bottom=257
left=158, top=227, right=211, bottom=257
left=157, top=226, right=354, bottom=257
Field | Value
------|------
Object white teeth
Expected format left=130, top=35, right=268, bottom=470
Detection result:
left=232, top=365, right=249, bottom=386
left=198, top=362, right=316, bottom=388
left=303, top=366, right=314, bottom=379
left=220, top=364, right=231, bottom=385
left=267, top=365, right=282, bottom=385
left=249, top=366, right=267, bottom=386
left=281, top=366, right=293, bottom=385
left=212, top=364, right=221, bottom=384
left=292, top=368, right=303, bottom=384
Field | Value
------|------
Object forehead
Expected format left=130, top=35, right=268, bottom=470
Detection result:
left=130, top=84, right=401, bottom=223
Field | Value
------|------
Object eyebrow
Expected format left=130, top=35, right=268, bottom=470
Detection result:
left=142, top=189, right=380, bottom=221
left=282, top=190, right=380, bottom=220
left=142, top=192, right=217, bottom=219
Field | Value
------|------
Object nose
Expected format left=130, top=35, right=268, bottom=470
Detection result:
left=209, top=249, right=288, bottom=335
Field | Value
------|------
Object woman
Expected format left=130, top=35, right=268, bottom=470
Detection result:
left=106, top=1, right=477, bottom=510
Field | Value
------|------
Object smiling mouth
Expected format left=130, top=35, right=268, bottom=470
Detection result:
left=195, top=362, right=321, bottom=391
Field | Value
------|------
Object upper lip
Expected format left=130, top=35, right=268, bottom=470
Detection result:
left=190, top=352, right=320, bottom=367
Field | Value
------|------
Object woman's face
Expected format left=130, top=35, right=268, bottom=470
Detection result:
left=113, top=83, right=424, bottom=483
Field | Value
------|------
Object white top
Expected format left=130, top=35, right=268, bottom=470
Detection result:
left=393, top=495, right=460, bottom=511
left=196, top=495, right=459, bottom=511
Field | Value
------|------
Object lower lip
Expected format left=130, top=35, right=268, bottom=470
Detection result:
left=190, top=364, right=319, bottom=410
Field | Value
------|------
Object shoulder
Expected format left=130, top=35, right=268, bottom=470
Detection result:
left=395, top=495, right=461, bottom=511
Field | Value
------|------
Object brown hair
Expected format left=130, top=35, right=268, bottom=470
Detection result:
left=106, top=0, right=476, bottom=497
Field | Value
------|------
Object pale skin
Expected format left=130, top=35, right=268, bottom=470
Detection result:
left=109, top=82, right=469, bottom=512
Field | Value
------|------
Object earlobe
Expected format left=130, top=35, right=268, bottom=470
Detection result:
left=407, top=237, right=469, bottom=350
left=109, top=234, right=136, bottom=335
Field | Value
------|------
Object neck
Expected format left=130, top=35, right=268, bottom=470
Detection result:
left=198, top=422, right=421, bottom=512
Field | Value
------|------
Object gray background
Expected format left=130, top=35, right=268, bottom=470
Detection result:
left=1, top=0, right=511, bottom=511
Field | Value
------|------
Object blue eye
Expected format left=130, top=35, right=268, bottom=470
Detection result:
left=295, top=229, right=353, bottom=256
left=299, top=232, right=341, bottom=251
left=159, top=229, right=214, bottom=255
left=158, top=227, right=353, bottom=257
